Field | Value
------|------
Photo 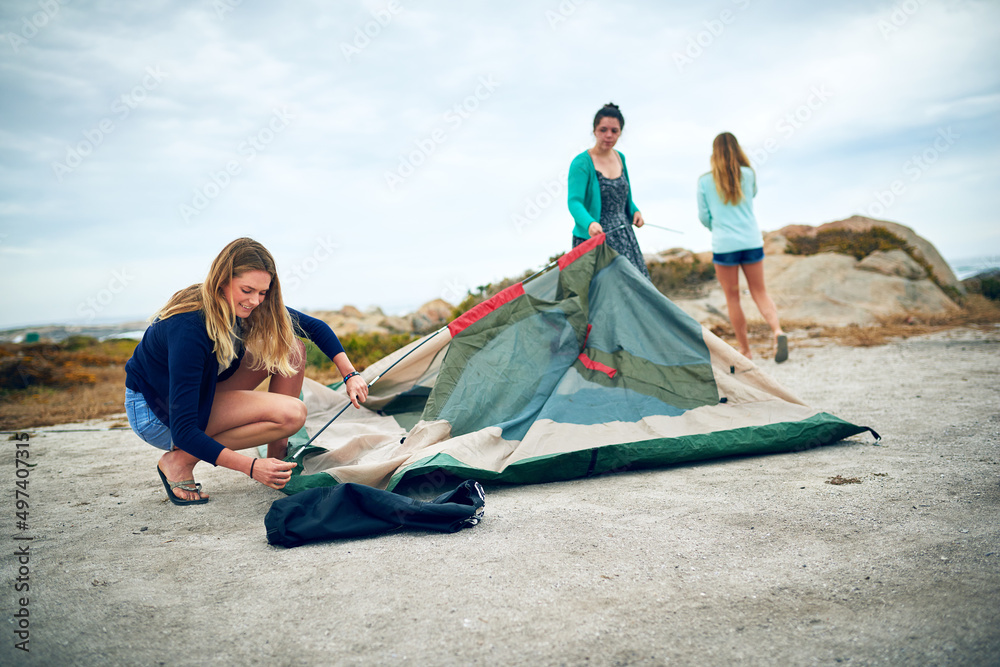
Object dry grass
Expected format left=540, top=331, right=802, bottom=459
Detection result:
left=0, top=365, right=129, bottom=431
left=819, top=294, right=1000, bottom=347
left=708, top=296, right=1000, bottom=358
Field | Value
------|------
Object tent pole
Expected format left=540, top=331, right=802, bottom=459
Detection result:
left=521, top=224, right=630, bottom=286
left=642, top=222, right=683, bottom=234
left=291, top=325, right=449, bottom=459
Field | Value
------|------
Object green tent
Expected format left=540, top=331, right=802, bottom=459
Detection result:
left=284, top=235, right=873, bottom=494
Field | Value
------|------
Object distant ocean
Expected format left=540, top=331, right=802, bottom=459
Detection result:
left=947, top=254, right=1000, bottom=280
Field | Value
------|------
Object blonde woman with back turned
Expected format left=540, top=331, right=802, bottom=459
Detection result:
left=124, top=238, right=369, bottom=505
left=697, top=132, right=788, bottom=362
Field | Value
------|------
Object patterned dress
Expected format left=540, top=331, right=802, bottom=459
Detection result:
left=575, top=170, right=650, bottom=280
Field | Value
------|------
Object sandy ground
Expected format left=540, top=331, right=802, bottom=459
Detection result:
left=2, top=326, right=998, bottom=666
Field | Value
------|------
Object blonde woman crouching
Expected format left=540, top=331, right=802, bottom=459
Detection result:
left=124, top=238, right=369, bottom=505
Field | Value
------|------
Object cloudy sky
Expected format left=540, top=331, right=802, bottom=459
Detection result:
left=1, top=0, right=998, bottom=329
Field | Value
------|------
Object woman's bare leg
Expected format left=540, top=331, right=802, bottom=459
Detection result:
left=157, top=343, right=307, bottom=500
left=213, top=341, right=306, bottom=459
left=260, top=341, right=305, bottom=459
left=741, top=261, right=784, bottom=337
left=715, top=263, right=751, bottom=358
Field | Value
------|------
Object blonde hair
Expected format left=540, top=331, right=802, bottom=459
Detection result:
left=154, top=238, right=301, bottom=376
left=710, top=132, right=753, bottom=205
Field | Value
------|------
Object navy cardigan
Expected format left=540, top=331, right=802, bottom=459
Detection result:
left=125, top=308, right=345, bottom=464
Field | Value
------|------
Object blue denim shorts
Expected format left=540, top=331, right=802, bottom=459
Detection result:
left=713, top=247, right=764, bottom=266
left=125, top=388, right=174, bottom=451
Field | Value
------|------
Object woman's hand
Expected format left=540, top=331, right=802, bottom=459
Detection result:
left=588, top=221, right=604, bottom=237
left=251, top=458, right=297, bottom=490
left=633, top=211, right=644, bottom=228
left=346, top=375, right=369, bottom=409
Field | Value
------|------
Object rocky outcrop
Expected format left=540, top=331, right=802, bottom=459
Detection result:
left=410, top=299, right=454, bottom=332
left=773, top=215, right=960, bottom=291
left=672, top=252, right=958, bottom=327
left=307, top=299, right=454, bottom=336
left=669, top=218, right=961, bottom=327
left=856, top=249, right=927, bottom=281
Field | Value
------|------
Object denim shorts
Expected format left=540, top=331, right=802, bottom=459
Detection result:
left=125, top=388, right=174, bottom=451
left=713, top=247, right=764, bottom=266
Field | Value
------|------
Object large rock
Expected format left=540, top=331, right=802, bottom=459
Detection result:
left=339, top=305, right=364, bottom=318
left=772, top=216, right=961, bottom=291
left=378, top=315, right=414, bottom=333
left=671, top=252, right=959, bottom=327
left=410, top=299, right=454, bottom=332
left=856, top=249, right=927, bottom=280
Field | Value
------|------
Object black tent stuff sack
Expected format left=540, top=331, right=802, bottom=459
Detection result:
left=264, top=479, right=486, bottom=548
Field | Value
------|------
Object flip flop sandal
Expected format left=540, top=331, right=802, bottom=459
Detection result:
left=156, top=465, right=209, bottom=505
left=775, top=334, right=789, bottom=364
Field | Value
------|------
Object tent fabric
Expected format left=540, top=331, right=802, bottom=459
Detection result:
left=282, top=234, right=873, bottom=495
left=265, top=480, right=485, bottom=548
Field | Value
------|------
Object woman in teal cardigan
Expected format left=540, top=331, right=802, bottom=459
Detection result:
left=567, top=103, right=649, bottom=279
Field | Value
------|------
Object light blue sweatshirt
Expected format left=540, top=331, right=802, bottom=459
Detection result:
left=697, top=166, right=763, bottom=254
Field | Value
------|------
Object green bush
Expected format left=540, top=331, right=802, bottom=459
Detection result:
left=303, top=332, right=418, bottom=372
left=965, top=275, right=1000, bottom=302
left=982, top=277, right=1000, bottom=301
left=647, top=256, right=716, bottom=296
left=64, top=335, right=99, bottom=351
left=785, top=226, right=909, bottom=260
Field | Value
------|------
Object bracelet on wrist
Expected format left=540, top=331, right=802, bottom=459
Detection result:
left=249, top=458, right=256, bottom=480
left=343, top=371, right=361, bottom=383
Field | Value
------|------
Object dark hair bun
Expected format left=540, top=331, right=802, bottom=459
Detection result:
left=593, top=102, right=625, bottom=130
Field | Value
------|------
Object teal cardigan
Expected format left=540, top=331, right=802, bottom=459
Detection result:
left=567, top=150, right=639, bottom=240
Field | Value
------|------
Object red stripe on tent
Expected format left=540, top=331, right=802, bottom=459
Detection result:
left=448, top=282, right=526, bottom=336
left=558, top=234, right=605, bottom=270
left=577, top=353, right=617, bottom=379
